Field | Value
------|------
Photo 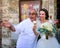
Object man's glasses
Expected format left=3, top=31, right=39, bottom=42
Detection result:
left=29, top=13, right=37, bottom=15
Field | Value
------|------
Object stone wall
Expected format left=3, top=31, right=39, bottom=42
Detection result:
left=2, top=0, right=19, bottom=24
left=2, top=0, right=19, bottom=48
left=42, top=0, right=57, bottom=20
left=49, top=0, right=55, bottom=20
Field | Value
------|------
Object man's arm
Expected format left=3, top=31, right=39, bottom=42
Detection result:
left=33, top=25, right=38, bottom=36
left=1, top=20, right=16, bottom=32
left=9, top=24, right=16, bottom=32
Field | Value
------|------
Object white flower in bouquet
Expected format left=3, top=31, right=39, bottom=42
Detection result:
left=40, top=22, right=53, bottom=32
left=38, top=22, right=57, bottom=39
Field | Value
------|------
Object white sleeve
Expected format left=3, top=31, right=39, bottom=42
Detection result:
left=13, top=23, right=24, bottom=34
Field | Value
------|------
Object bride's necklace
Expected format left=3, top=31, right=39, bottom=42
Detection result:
left=40, top=20, right=48, bottom=24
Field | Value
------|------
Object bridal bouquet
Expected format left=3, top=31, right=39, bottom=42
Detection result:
left=38, top=22, right=57, bottom=39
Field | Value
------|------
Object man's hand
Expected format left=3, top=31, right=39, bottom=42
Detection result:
left=1, top=20, right=15, bottom=31
left=1, top=20, right=11, bottom=28
left=33, top=25, right=38, bottom=36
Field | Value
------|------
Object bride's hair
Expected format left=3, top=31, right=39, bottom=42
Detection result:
left=39, top=8, right=49, bottom=20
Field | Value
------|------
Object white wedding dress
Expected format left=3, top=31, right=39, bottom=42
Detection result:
left=36, top=33, right=60, bottom=48
left=36, top=21, right=60, bottom=48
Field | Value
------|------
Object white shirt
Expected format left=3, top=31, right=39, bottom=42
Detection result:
left=14, top=18, right=37, bottom=48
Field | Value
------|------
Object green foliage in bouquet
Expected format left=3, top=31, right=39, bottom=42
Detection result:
left=38, top=24, right=57, bottom=39
left=52, top=24, right=57, bottom=33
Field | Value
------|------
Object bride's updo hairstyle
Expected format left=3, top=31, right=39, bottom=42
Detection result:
left=39, top=8, right=49, bottom=20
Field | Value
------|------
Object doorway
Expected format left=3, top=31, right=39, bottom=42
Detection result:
left=56, top=0, right=60, bottom=44
left=19, top=0, right=42, bottom=22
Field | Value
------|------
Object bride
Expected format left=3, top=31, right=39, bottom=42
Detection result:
left=33, top=8, right=60, bottom=48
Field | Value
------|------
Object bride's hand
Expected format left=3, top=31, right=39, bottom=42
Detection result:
left=49, top=33, right=53, bottom=37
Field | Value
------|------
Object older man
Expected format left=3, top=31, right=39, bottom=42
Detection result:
left=2, top=9, right=38, bottom=48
